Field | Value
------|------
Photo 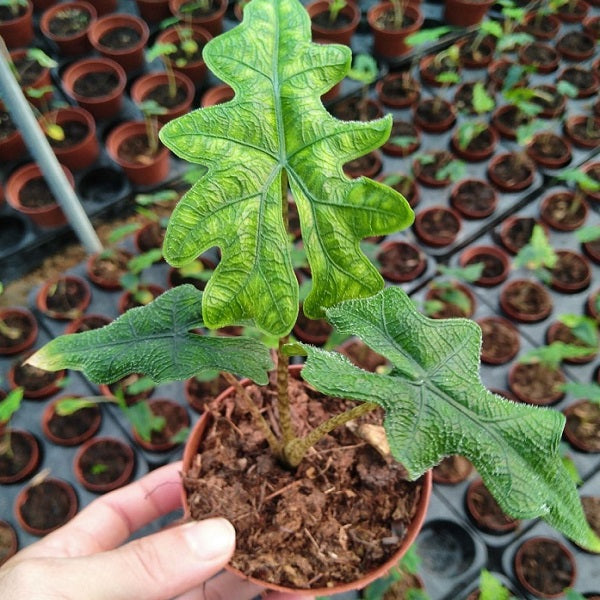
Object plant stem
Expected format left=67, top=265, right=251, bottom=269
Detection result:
left=283, top=400, right=378, bottom=467
left=277, top=336, right=294, bottom=443
left=220, top=371, right=282, bottom=457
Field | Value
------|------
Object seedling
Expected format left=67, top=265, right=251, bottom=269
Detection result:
left=138, top=100, right=168, bottom=158
left=327, top=0, right=346, bottom=23
left=25, top=85, right=65, bottom=142
left=90, top=463, right=109, bottom=475
left=180, top=0, right=211, bottom=14
left=556, top=79, right=579, bottom=99
left=0, top=387, right=24, bottom=456
left=424, top=263, right=483, bottom=317
left=564, top=589, right=588, bottom=600
left=519, top=342, right=597, bottom=370
left=472, top=82, right=495, bottom=114
left=513, top=224, right=557, bottom=283
left=455, top=121, right=489, bottom=151
left=497, top=0, right=533, bottom=50
left=120, top=248, right=164, bottom=306
left=477, top=569, right=515, bottom=600
left=0, top=0, right=27, bottom=17
left=158, top=17, right=200, bottom=66
left=389, top=0, right=408, bottom=30
left=346, top=53, right=378, bottom=120
left=28, top=0, right=600, bottom=578
left=555, top=167, right=600, bottom=194
left=3, top=45, right=57, bottom=85
left=381, top=172, right=416, bottom=198
left=561, top=381, right=600, bottom=404
left=558, top=314, right=598, bottom=348
left=414, top=153, right=465, bottom=183
left=576, top=224, right=600, bottom=244
left=405, top=26, right=451, bottom=48
left=146, top=42, right=179, bottom=99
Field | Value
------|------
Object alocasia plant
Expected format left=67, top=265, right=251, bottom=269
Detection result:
left=28, top=0, right=600, bottom=560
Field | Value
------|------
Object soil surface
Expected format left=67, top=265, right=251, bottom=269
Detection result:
left=294, top=309, right=333, bottom=345
left=558, top=31, right=594, bottom=55
left=379, top=75, right=418, bottom=103
left=18, top=480, right=75, bottom=532
left=144, top=83, right=188, bottom=109
left=140, top=400, right=189, bottom=447
left=414, top=151, right=453, bottom=185
left=374, top=10, right=415, bottom=30
left=455, top=129, right=495, bottom=155
left=459, top=37, right=494, bottom=66
left=186, top=375, right=230, bottom=413
left=331, top=97, right=381, bottom=122
left=49, top=120, right=88, bottom=149
left=479, top=318, right=519, bottom=364
left=417, top=209, right=459, bottom=242
left=89, top=249, right=131, bottom=288
left=532, top=85, right=564, bottom=116
left=377, top=242, right=424, bottom=282
left=565, top=401, right=600, bottom=451
left=78, top=439, right=132, bottom=486
left=516, top=538, right=575, bottom=595
left=72, top=71, right=120, bottom=98
left=529, top=133, right=570, bottom=161
left=502, top=217, right=537, bottom=253
left=467, top=480, right=518, bottom=532
left=415, top=99, right=453, bottom=126
left=425, top=284, right=474, bottom=319
left=382, top=572, right=423, bottom=599
left=451, top=181, right=495, bottom=216
left=137, top=222, right=166, bottom=252
left=385, top=121, right=419, bottom=154
left=521, top=42, right=557, bottom=69
left=522, top=14, right=557, bottom=36
left=568, top=119, right=600, bottom=145
left=312, top=10, right=352, bottom=30
left=99, top=26, right=141, bottom=50
left=551, top=251, right=590, bottom=289
left=510, top=363, right=564, bottom=405
left=46, top=405, right=100, bottom=442
left=0, top=432, right=35, bottom=479
left=168, top=38, right=204, bottom=64
left=343, top=152, right=381, bottom=178
left=43, top=277, right=88, bottom=317
left=48, top=7, right=91, bottom=36
left=560, top=67, right=596, bottom=93
left=0, top=312, right=34, bottom=351
left=12, top=361, right=63, bottom=394
left=183, top=375, right=424, bottom=589
left=13, top=56, right=43, bottom=87
left=501, top=281, right=552, bottom=321
left=118, top=133, right=159, bottom=165
left=541, top=193, right=585, bottom=229
left=69, top=315, right=111, bottom=333
left=0, top=5, right=26, bottom=20
left=20, top=177, right=56, bottom=209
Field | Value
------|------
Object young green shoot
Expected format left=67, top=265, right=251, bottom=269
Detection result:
left=555, top=168, right=600, bottom=193
left=472, top=82, right=495, bottom=114
left=328, top=0, right=346, bottom=23
left=456, top=121, right=488, bottom=151
left=147, top=42, right=179, bottom=98
left=560, top=381, right=600, bottom=404
left=519, top=342, right=596, bottom=370
left=478, top=570, right=514, bottom=600
left=513, top=224, right=557, bottom=283
left=0, top=387, right=24, bottom=457
left=346, top=53, right=378, bottom=120
left=138, top=100, right=168, bottom=156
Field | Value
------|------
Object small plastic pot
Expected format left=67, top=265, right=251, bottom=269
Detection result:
left=367, top=3, right=424, bottom=59
left=476, top=316, right=520, bottom=365
left=526, top=132, right=572, bottom=170
left=74, top=437, right=135, bottom=492
left=169, top=0, right=227, bottom=36
left=563, top=400, right=600, bottom=453
left=343, top=151, right=382, bottom=179
left=8, top=351, right=67, bottom=400
left=8, top=49, right=52, bottom=107
left=425, top=282, right=476, bottom=319
left=459, top=245, right=509, bottom=287
left=556, top=0, right=589, bottom=21
left=546, top=321, right=596, bottom=364
left=376, top=240, right=426, bottom=283
left=200, top=83, right=235, bottom=107
left=15, top=478, right=79, bottom=536
left=0, top=307, right=38, bottom=356
left=450, top=179, right=497, bottom=219
left=40, top=1, right=96, bottom=56
left=0, top=0, right=33, bottom=48
left=135, top=0, right=171, bottom=22
left=559, top=66, right=599, bottom=99
left=508, top=362, right=565, bottom=406
left=413, top=206, right=461, bottom=247
left=499, top=216, right=544, bottom=255
left=564, top=115, right=600, bottom=149
left=520, top=12, right=560, bottom=41
left=306, top=0, right=361, bottom=45
left=88, top=13, right=149, bottom=73
left=413, top=98, right=456, bottom=133
left=61, top=57, right=127, bottom=120
left=450, top=126, right=498, bottom=162
left=432, top=455, right=473, bottom=484
left=36, top=274, right=92, bottom=321
left=418, top=54, right=461, bottom=88
left=375, top=72, right=421, bottom=109
left=86, top=248, right=132, bottom=291
left=444, top=0, right=494, bottom=26
left=465, top=478, right=519, bottom=534
left=293, top=304, right=333, bottom=346
left=499, top=279, right=553, bottom=323
left=0, top=430, right=40, bottom=484
left=518, top=42, right=559, bottom=74
left=42, top=397, right=102, bottom=446
left=550, top=250, right=591, bottom=293
left=131, top=398, right=190, bottom=452
left=118, top=284, right=165, bottom=314
left=487, top=153, right=535, bottom=193
left=0, top=520, right=17, bottom=566
left=382, top=120, right=420, bottom=157
left=64, top=314, right=111, bottom=334
left=540, top=191, right=588, bottom=231
left=556, top=31, right=595, bottom=61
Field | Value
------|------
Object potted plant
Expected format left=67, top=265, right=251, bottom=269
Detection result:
left=0, top=283, right=38, bottom=356
left=168, top=0, right=228, bottom=36
left=0, top=0, right=33, bottom=49
left=306, top=0, right=361, bottom=45
left=39, top=1, right=96, bottom=56
left=27, top=0, right=600, bottom=594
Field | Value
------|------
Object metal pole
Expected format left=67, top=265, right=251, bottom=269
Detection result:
left=0, top=47, right=103, bottom=254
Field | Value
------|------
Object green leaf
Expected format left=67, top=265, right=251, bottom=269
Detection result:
left=513, top=224, right=557, bottom=272
left=558, top=314, right=598, bottom=347
left=26, top=48, right=57, bottom=69
left=399, top=545, right=421, bottom=575
left=560, top=382, right=600, bottom=404
left=347, top=53, right=378, bottom=85
left=159, top=0, right=413, bottom=336
left=480, top=20, right=503, bottom=38
left=565, top=589, right=587, bottom=600
left=147, top=42, right=178, bottom=62
left=556, top=80, right=579, bottom=99
left=520, top=342, right=596, bottom=370
left=0, top=388, right=23, bottom=424
left=556, top=168, right=600, bottom=192
left=290, top=287, right=600, bottom=552
left=90, top=463, right=109, bottom=475
left=435, top=71, right=460, bottom=85
left=576, top=224, right=600, bottom=244
left=479, top=570, right=511, bottom=600
left=55, top=397, right=103, bottom=416
left=437, top=263, right=484, bottom=283
left=128, top=248, right=163, bottom=274
left=135, top=190, right=179, bottom=205
left=27, top=285, right=273, bottom=385
left=125, top=401, right=166, bottom=442
left=405, top=26, right=452, bottom=47
left=107, top=223, right=142, bottom=244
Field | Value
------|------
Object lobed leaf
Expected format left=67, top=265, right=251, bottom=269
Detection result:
left=159, top=0, right=413, bottom=336
left=290, top=287, right=600, bottom=552
left=27, top=285, right=273, bottom=385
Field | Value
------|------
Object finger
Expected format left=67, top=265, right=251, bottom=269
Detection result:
left=56, top=518, right=235, bottom=600
left=15, top=461, right=184, bottom=561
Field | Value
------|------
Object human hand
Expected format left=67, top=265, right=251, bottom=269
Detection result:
left=0, top=461, right=314, bottom=600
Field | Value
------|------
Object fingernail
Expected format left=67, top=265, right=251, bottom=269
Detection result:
left=182, top=518, right=236, bottom=561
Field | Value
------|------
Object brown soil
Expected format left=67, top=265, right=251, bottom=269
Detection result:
left=186, top=374, right=230, bottom=413
left=18, top=480, right=75, bottom=532
left=432, top=455, right=472, bottom=484
left=183, top=375, right=424, bottom=590
left=479, top=318, right=519, bottom=364
left=425, top=284, right=474, bottom=319
left=565, top=401, right=600, bottom=451
left=529, top=133, right=570, bottom=161
left=521, top=42, right=557, bottom=68
left=385, top=120, right=419, bottom=154
left=560, top=67, right=596, bottom=93
left=43, top=277, right=88, bottom=317
left=12, top=361, right=64, bottom=393
left=13, top=56, right=43, bottom=87
left=46, top=405, right=100, bottom=442
left=343, top=152, right=381, bottom=178
left=502, top=217, right=537, bottom=253
left=98, top=26, right=141, bottom=50
left=49, top=120, right=88, bottom=149
left=331, top=97, right=381, bottom=122
left=144, top=83, right=188, bottom=109
left=179, top=0, right=220, bottom=17
left=0, top=312, right=34, bottom=350
left=141, top=400, right=189, bottom=447
left=466, top=252, right=505, bottom=280
left=522, top=14, right=558, bottom=36
left=72, top=70, right=120, bottom=97
left=582, top=496, right=600, bottom=538
left=467, top=480, right=518, bottom=532
left=531, top=85, right=564, bottom=116
left=89, top=249, right=131, bottom=287
left=501, top=280, right=552, bottom=320
left=510, top=363, right=565, bottom=405
left=415, top=99, right=452, bottom=125
left=457, top=129, right=495, bottom=155
left=414, top=151, right=453, bottom=185
left=118, top=134, right=159, bottom=164
left=541, top=193, right=585, bottom=229
left=78, top=439, right=132, bottom=486
left=417, top=209, right=459, bottom=241
left=379, top=75, right=419, bottom=103
left=0, top=521, right=16, bottom=566
left=0, top=110, right=17, bottom=139
left=494, top=105, right=531, bottom=134
left=569, top=119, right=600, bottom=145
left=374, top=10, right=415, bottom=30
left=19, top=177, right=57, bottom=209
left=337, top=340, right=387, bottom=373
left=0, top=432, right=36, bottom=479
left=459, top=37, right=494, bottom=66
left=516, top=539, right=575, bottom=595
left=137, top=222, right=166, bottom=252
left=312, top=10, right=352, bottom=29
left=558, top=31, right=594, bottom=55
left=557, top=0, right=587, bottom=16
left=451, top=181, right=495, bottom=216
left=551, top=251, right=590, bottom=289
left=492, top=61, right=527, bottom=88
left=584, top=239, right=600, bottom=264
left=377, top=242, right=425, bottom=281
left=490, top=155, right=533, bottom=188
left=48, top=7, right=91, bottom=36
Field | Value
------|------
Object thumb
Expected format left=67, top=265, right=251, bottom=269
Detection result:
left=68, top=518, right=235, bottom=600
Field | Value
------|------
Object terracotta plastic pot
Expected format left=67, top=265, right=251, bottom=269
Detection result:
left=432, top=455, right=473, bottom=484
left=169, top=0, right=227, bottom=36
left=42, top=396, right=102, bottom=446
left=64, top=313, right=112, bottom=334
left=414, top=206, right=461, bottom=247
left=557, top=31, right=595, bottom=61
left=563, top=400, right=600, bottom=453
left=367, top=3, right=424, bottom=59
left=0, top=307, right=38, bottom=356
left=182, top=364, right=432, bottom=596
left=418, top=54, right=461, bottom=88
left=40, top=1, right=96, bottom=56
left=44, top=106, right=99, bottom=171
left=412, top=151, right=456, bottom=188
left=476, top=316, right=520, bottom=365
left=135, top=0, right=171, bottom=22
left=487, top=153, right=535, bottom=193
left=9, top=49, right=52, bottom=108
left=546, top=321, right=596, bottom=365
left=425, top=282, right=476, bottom=319
left=15, top=478, right=79, bottom=536
left=0, top=430, right=40, bottom=484
left=36, top=274, right=91, bottom=321
left=499, top=279, right=553, bottom=323
left=90, top=0, right=117, bottom=15
left=491, top=105, right=528, bottom=141
left=450, top=179, right=497, bottom=219
left=0, top=109, right=25, bottom=162
left=0, top=520, right=17, bottom=566
left=200, top=83, right=235, bottom=107
left=130, top=71, right=195, bottom=123
left=514, top=537, right=576, bottom=598
left=540, top=191, right=588, bottom=232
left=526, top=132, right=572, bottom=169
left=131, top=398, right=190, bottom=452
left=5, top=163, right=73, bottom=228
left=86, top=248, right=132, bottom=290
left=62, top=57, right=127, bottom=120
left=306, top=0, right=360, bottom=45
left=460, top=245, right=509, bottom=287
left=564, top=115, right=600, bottom=149
left=8, top=350, right=67, bottom=400
left=0, top=0, right=33, bottom=48
left=457, top=36, right=495, bottom=68
left=550, top=250, right=591, bottom=293
left=488, top=59, right=528, bottom=90
left=444, top=0, right=494, bottom=26
left=518, top=42, right=559, bottom=74
left=451, top=126, right=497, bottom=162
left=382, top=120, right=420, bottom=157
left=375, top=72, right=421, bottom=109
left=556, top=0, right=589, bottom=22
left=74, top=437, right=135, bottom=492
left=508, top=362, right=565, bottom=406
left=106, top=121, right=170, bottom=186
left=343, top=150, right=383, bottom=179
left=88, top=13, right=149, bottom=73
left=465, top=478, right=519, bottom=534
left=559, top=66, right=599, bottom=99
left=155, top=24, right=212, bottom=85
left=413, top=98, right=456, bottom=133
left=499, top=216, right=544, bottom=255
left=533, top=84, right=566, bottom=119
left=118, top=283, right=165, bottom=313
left=582, top=162, right=600, bottom=204
left=378, top=172, right=420, bottom=208
left=293, top=304, right=333, bottom=345
left=521, top=12, right=560, bottom=40
left=377, top=240, right=427, bottom=283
